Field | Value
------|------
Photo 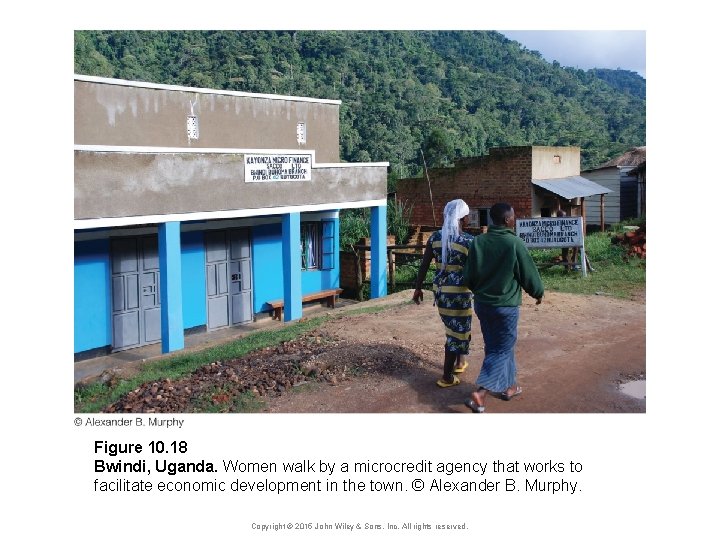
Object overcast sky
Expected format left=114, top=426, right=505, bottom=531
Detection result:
left=499, top=31, right=646, bottom=78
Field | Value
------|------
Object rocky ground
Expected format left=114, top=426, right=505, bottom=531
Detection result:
left=101, top=329, right=430, bottom=413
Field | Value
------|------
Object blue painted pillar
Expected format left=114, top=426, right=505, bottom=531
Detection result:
left=370, top=204, right=387, bottom=298
left=159, top=221, right=184, bottom=353
left=282, top=212, right=302, bottom=321
left=333, top=215, right=341, bottom=288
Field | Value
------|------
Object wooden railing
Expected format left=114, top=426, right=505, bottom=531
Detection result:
left=347, top=243, right=428, bottom=300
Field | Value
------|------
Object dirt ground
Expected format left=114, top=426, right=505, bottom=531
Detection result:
left=264, top=290, right=645, bottom=414
left=101, top=289, right=645, bottom=414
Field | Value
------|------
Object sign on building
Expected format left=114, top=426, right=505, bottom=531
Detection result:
left=244, top=154, right=312, bottom=182
left=516, top=217, right=587, bottom=276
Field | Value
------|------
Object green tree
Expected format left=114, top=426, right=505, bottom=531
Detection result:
left=422, top=128, right=457, bottom=168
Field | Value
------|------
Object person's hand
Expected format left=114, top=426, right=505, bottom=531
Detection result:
left=412, top=288, right=423, bottom=304
left=535, top=296, right=543, bottom=305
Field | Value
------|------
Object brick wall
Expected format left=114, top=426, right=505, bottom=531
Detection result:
left=397, top=146, right=539, bottom=226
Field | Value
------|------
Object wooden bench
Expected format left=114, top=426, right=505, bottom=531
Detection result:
left=267, top=288, right=343, bottom=321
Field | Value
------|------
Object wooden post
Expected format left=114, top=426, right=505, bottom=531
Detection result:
left=420, top=149, right=437, bottom=227
left=354, top=248, right=363, bottom=301
left=600, top=193, right=605, bottom=232
left=388, top=247, right=395, bottom=293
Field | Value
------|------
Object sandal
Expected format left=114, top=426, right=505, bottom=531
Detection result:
left=500, top=386, right=523, bottom=401
left=464, top=398, right=485, bottom=413
left=436, top=375, right=460, bottom=388
left=453, top=359, right=469, bottom=374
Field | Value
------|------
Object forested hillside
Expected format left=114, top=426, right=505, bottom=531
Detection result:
left=75, top=30, right=646, bottom=183
left=588, top=68, right=646, bottom=99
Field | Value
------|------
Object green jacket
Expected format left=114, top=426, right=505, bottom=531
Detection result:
left=463, top=225, right=544, bottom=306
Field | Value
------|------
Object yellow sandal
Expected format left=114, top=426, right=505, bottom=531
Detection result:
left=453, top=360, right=469, bottom=374
left=436, top=375, right=460, bottom=388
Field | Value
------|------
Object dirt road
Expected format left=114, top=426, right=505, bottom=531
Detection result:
left=263, top=289, right=646, bottom=414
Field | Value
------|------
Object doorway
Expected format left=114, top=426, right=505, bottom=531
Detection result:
left=205, top=229, right=253, bottom=330
left=110, top=236, right=161, bottom=351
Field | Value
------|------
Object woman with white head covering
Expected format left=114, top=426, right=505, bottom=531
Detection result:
left=413, top=199, right=474, bottom=387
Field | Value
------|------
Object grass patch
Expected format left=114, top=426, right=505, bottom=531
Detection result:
left=290, top=381, right=320, bottom=394
left=340, top=305, right=393, bottom=317
left=391, top=259, right=436, bottom=294
left=531, top=231, right=645, bottom=298
left=345, top=365, right=367, bottom=377
left=75, top=315, right=330, bottom=413
left=388, top=230, right=645, bottom=299
left=231, top=391, right=265, bottom=412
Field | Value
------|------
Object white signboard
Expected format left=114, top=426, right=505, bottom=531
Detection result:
left=516, top=217, right=584, bottom=248
left=244, top=154, right=312, bottom=182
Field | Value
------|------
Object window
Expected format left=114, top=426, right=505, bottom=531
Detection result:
left=470, top=207, right=491, bottom=227
left=301, top=223, right=319, bottom=270
left=301, top=220, right=335, bottom=270
left=469, top=208, right=479, bottom=227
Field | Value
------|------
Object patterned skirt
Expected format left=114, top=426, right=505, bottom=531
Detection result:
left=474, top=304, right=519, bottom=392
left=433, top=282, right=472, bottom=354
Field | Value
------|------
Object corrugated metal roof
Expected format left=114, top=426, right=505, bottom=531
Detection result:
left=532, top=176, right=612, bottom=199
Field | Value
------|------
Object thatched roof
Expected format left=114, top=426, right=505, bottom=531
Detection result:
left=600, top=146, right=646, bottom=168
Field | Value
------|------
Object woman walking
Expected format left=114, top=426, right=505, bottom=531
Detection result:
left=462, top=203, right=544, bottom=412
left=413, top=199, right=474, bottom=388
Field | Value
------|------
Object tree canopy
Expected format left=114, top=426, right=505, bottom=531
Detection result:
left=75, top=30, right=646, bottom=183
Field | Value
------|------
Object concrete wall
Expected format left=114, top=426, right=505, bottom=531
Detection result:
left=74, top=239, right=111, bottom=353
left=75, top=150, right=387, bottom=220
left=180, top=231, right=207, bottom=329
left=531, top=146, right=581, bottom=179
left=75, top=77, right=340, bottom=163
left=251, top=223, right=285, bottom=313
